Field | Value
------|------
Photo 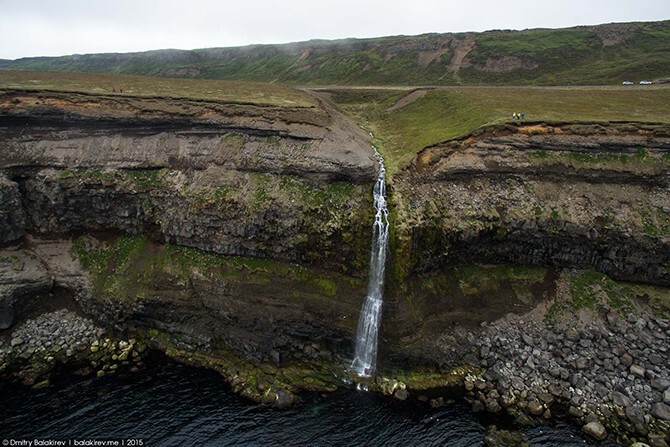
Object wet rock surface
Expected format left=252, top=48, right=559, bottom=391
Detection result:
left=0, top=248, right=53, bottom=329
left=0, top=236, right=361, bottom=408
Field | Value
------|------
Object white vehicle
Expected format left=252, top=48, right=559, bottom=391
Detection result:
left=640, top=80, right=653, bottom=85
left=622, top=81, right=634, bottom=85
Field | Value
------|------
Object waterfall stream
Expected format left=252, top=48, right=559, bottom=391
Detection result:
left=351, top=145, right=389, bottom=377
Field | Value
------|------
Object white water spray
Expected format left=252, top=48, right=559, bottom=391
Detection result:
left=351, top=145, right=389, bottom=377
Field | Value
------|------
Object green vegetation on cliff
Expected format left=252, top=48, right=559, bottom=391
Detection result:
left=51, top=166, right=374, bottom=275
left=71, top=234, right=363, bottom=304
left=395, top=264, right=549, bottom=327
left=145, top=325, right=341, bottom=407
left=70, top=233, right=366, bottom=402
left=454, top=265, right=547, bottom=299
left=546, top=269, right=670, bottom=320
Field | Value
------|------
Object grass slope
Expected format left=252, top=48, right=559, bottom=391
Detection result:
left=1, top=21, right=668, bottom=86
left=327, top=85, right=670, bottom=172
left=462, top=23, right=670, bottom=85
left=0, top=69, right=315, bottom=107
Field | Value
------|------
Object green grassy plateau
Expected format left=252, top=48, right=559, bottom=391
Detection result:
left=326, top=85, right=670, bottom=172
left=0, top=69, right=315, bottom=107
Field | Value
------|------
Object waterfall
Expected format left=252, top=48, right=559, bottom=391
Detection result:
left=351, top=145, right=389, bottom=378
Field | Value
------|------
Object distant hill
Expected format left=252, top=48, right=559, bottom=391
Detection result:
left=1, top=20, right=669, bottom=85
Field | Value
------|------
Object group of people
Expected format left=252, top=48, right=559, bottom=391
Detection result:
left=111, top=86, right=124, bottom=93
left=512, top=111, right=525, bottom=120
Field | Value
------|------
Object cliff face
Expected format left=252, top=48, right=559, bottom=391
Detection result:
left=0, top=90, right=376, bottom=265
left=0, top=89, right=377, bottom=401
left=396, top=122, right=670, bottom=283
left=2, top=89, right=669, bottom=418
left=383, top=121, right=670, bottom=367
left=0, top=175, right=25, bottom=243
left=0, top=90, right=375, bottom=182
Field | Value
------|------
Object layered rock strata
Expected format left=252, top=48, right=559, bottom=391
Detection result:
left=0, top=89, right=376, bottom=404
left=380, top=121, right=670, bottom=445
left=395, top=122, right=670, bottom=286
left=1, top=88, right=669, bottom=446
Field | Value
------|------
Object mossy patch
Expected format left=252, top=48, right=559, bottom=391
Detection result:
left=545, top=270, right=658, bottom=321
left=278, top=175, right=357, bottom=209
left=221, top=132, right=246, bottom=150
left=0, top=254, right=24, bottom=271
left=55, top=168, right=166, bottom=190
left=527, top=147, right=669, bottom=175
left=192, top=186, right=234, bottom=208
left=569, top=270, right=611, bottom=310
left=71, top=234, right=360, bottom=305
left=126, top=169, right=165, bottom=190
left=137, top=327, right=341, bottom=405
left=57, top=168, right=117, bottom=182
left=454, top=265, right=546, bottom=297
left=310, top=278, right=339, bottom=297
left=641, top=207, right=670, bottom=237
left=387, top=365, right=484, bottom=395
left=72, top=235, right=149, bottom=299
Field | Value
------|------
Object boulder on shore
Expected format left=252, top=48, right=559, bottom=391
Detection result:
left=582, top=421, right=607, bottom=440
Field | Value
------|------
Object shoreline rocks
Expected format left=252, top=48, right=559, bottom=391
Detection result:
left=0, top=308, right=145, bottom=386
left=464, top=307, right=670, bottom=446
left=1, top=297, right=669, bottom=447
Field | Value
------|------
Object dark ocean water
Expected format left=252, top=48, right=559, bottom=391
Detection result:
left=0, top=360, right=620, bottom=447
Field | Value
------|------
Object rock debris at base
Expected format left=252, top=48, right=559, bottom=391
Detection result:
left=0, top=308, right=144, bottom=386
left=0, top=309, right=100, bottom=360
left=466, top=308, right=670, bottom=446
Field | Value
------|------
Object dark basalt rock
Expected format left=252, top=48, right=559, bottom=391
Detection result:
left=0, top=305, right=14, bottom=329
left=583, top=421, right=608, bottom=441
left=394, top=122, right=670, bottom=287
left=0, top=175, right=25, bottom=244
left=652, top=402, right=670, bottom=421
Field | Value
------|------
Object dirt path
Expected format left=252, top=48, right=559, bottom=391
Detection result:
left=387, top=89, right=431, bottom=112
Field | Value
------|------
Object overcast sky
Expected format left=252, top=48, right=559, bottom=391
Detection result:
left=1, top=0, right=669, bottom=60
